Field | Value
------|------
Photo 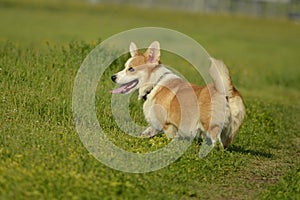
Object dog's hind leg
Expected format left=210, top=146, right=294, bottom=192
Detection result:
left=198, top=136, right=214, bottom=158
left=163, top=124, right=178, bottom=139
left=211, top=125, right=226, bottom=150
left=198, top=125, right=223, bottom=158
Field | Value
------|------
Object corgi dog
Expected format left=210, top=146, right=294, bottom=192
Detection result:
left=110, top=41, right=245, bottom=157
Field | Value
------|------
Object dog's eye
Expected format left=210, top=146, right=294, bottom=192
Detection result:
left=128, top=67, right=135, bottom=72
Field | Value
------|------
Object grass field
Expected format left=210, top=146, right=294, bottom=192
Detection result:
left=0, top=1, right=300, bottom=199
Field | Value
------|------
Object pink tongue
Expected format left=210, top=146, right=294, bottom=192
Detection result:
left=110, top=85, right=127, bottom=94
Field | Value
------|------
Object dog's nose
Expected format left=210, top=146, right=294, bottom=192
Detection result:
left=111, top=75, right=117, bottom=82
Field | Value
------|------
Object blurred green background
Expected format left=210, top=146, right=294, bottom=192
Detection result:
left=0, top=0, right=299, bottom=199
left=1, top=0, right=300, bottom=101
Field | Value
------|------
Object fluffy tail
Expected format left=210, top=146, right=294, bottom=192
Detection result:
left=209, top=58, right=233, bottom=97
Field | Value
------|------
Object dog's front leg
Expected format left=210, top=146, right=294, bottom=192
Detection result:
left=141, top=126, right=160, bottom=138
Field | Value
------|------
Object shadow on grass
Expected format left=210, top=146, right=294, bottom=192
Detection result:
left=228, top=145, right=273, bottom=158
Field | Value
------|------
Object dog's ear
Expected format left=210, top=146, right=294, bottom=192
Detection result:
left=129, top=42, right=140, bottom=57
left=144, top=41, right=160, bottom=65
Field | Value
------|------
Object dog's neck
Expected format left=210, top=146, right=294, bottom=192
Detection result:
left=138, top=65, right=172, bottom=100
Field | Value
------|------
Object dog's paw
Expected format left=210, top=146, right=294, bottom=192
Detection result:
left=141, top=127, right=159, bottom=138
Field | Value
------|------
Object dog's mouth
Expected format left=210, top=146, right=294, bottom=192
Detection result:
left=110, top=79, right=139, bottom=94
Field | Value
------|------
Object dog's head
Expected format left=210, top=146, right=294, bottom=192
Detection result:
left=110, top=41, right=161, bottom=94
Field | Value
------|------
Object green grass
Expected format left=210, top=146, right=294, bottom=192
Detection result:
left=0, top=1, right=300, bottom=199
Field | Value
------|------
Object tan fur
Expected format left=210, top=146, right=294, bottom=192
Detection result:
left=151, top=81, right=215, bottom=139
left=129, top=56, right=146, bottom=68
left=196, top=84, right=212, bottom=131
left=154, top=79, right=184, bottom=129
